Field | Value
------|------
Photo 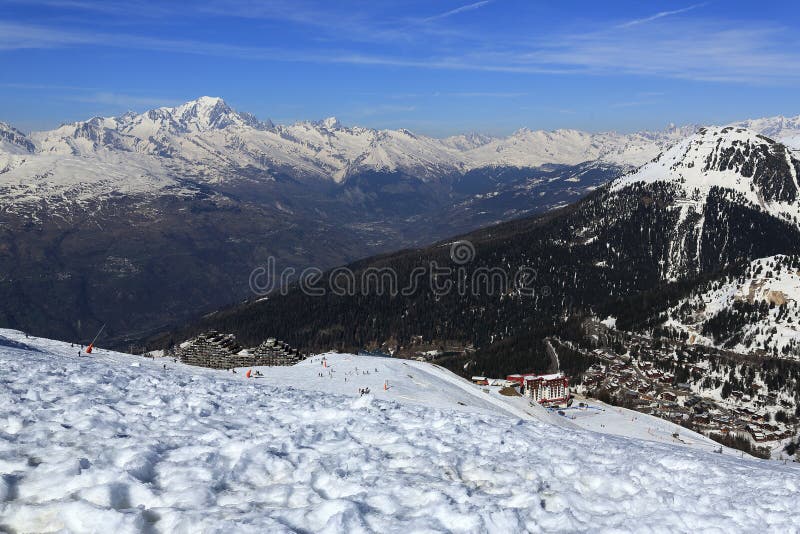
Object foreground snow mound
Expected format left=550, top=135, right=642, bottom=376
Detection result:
left=1, top=336, right=799, bottom=532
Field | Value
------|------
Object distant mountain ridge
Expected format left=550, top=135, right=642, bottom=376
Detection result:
left=0, top=100, right=687, bottom=180
left=3, top=97, right=800, bottom=212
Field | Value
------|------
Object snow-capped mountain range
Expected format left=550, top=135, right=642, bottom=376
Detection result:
left=4, top=96, right=800, bottom=211
left=20, top=96, right=698, bottom=177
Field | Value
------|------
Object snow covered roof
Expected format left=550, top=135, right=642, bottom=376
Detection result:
left=524, top=373, right=567, bottom=381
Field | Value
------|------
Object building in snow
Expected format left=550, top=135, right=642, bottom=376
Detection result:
left=525, top=373, right=570, bottom=405
left=177, top=331, right=244, bottom=369
left=177, top=331, right=305, bottom=369
left=506, top=374, right=524, bottom=385
left=504, top=373, right=570, bottom=405
left=252, top=338, right=305, bottom=366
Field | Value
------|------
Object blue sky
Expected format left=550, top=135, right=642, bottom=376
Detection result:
left=2, top=0, right=799, bottom=136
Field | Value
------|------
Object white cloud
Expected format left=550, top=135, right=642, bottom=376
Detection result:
left=423, top=1, right=492, bottom=22
left=66, top=92, right=178, bottom=108
left=354, top=104, right=417, bottom=117
left=1, top=12, right=800, bottom=86
left=617, top=3, right=708, bottom=29
left=519, top=21, right=800, bottom=84
left=446, top=91, right=527, bottom=98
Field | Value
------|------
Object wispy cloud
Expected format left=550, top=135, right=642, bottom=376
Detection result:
left=0, top=82, right=181, bottom=110
left=611, top=101, right=648, bottom=109
left=65, top=91, right=178, bottom=108
left=354, top=104, right=417, bottom=117
left=520, top=20, right=800, bottom=84
left=354, top=91, right=526, bottom=100
left=0, top=0, right=177, bottom=17
left=445, top=91, right=527, bottom=98
left=197, top=0, right=471, bottom=45
left=0, top=82, right=99, bottom=91
left=617, top=3, right=707, bottom=28
left=423, top=1, right=492, bottom=22
left=1, top=11, right=800, bottom=86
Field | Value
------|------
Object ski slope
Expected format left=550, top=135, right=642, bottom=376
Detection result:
left=561, top=397, right=740, bottom=455
left=1, top=329, right=799, bottom=532
left=245, top=354, right=558, bottom=423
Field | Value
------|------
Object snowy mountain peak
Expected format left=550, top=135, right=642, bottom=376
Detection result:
left=318, top=116, right=342, bottom=130
left=729, top=114, right=800, bottom=149
left=605, top=126, right=800, bottom=282
left=161, top=96, right=264, bottom=132
left=0, top=121, right=35, bottom=153
left=193, top=95, right=225, bottom=107
left=440, top=132, right=495, bottom=151
left=614, top=126, right=800, bottom=210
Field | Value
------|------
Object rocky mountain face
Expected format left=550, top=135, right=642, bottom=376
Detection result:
left=0, top=122, right=35, bottom=154
left=3, top=98, right=800, bottom=346
left=602, top=127, right=800, bottom=280
left=655, top=255, right=800, bottom=357
left=173, top=127, right=800, bottom=366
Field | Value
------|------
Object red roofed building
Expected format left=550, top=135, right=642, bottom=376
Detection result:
left=525, top=373, right=570, bottom=405
left=505, top=374, right=524, bottom=386
left=506, top=373, right=570, bottom=405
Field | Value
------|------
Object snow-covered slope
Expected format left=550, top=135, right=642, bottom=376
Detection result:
left=0, top=122, right=36, bottom=180
left=2, top=329, right=799, bottom=532
left=612, top=126, right=800, bottom=224
left=606, top=126, right=800, bottom=280
left=244, top=353, right=571, bottom=425
left=0, top=122, right=34, bottom=155
left=244, top=353, right=737, bottom=452
left=0, top=151, right=184, bottom=214
left=663, top=255, right=800, bottom=357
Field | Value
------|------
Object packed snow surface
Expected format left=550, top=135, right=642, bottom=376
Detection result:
left=561, top=398, right=739, bottom=454
left=1, top=329, right=799, bottom=533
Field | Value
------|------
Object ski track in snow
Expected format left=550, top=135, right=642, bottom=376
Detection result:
left=1, top=330, right=799, bottom=533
